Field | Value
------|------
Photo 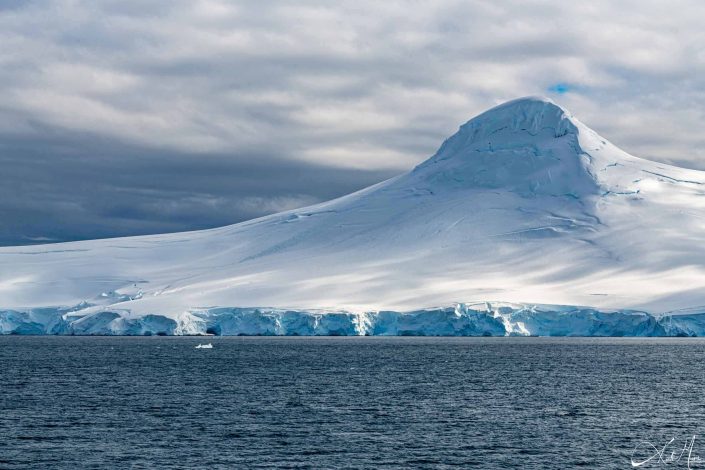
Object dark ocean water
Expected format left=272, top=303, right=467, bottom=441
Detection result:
left=2, top=337, right=705, bottom=469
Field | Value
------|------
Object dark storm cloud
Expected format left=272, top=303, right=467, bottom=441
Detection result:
left=0, top=129, right=395, bottom=245
left=2, top=0, right=705, bottom=245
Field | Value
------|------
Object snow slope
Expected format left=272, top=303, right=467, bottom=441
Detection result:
left=3, top=96, right=705, bottom=335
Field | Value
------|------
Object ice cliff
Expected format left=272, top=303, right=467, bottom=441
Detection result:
left=3, top=303, right=705, bottom=336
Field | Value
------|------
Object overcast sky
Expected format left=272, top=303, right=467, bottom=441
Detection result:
left=2, top=0, right=704, bottom=245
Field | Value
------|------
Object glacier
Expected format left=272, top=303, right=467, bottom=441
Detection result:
left=3, top=96, right=705, bottom=336
left=3, top=303, right=705, bottom=336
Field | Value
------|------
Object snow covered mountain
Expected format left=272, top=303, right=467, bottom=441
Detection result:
left=4, top=96, right=705, bottom=335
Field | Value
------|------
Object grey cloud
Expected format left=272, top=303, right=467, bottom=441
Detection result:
left=0, top=129, right=395, bottom=245
left=1, top=0, right=704, bottom=245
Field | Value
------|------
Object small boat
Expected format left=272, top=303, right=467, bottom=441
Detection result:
left=195, top=343, right=213, bottom=349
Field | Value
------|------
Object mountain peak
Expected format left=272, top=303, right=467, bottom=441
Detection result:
left=412, top=97, right=594, bottom=197
left=442, top=96, right=577, bottom=150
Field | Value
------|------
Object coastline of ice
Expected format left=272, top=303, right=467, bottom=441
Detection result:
left=3, top=302, right=705, bottom=337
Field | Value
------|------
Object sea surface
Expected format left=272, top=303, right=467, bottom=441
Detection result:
left=1, top=337, right=705, bottom=469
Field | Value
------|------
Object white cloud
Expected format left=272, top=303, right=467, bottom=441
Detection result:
left=2, top=0, right=704, bottom=170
